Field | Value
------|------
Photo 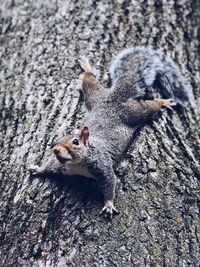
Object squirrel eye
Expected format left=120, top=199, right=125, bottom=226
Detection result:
left=72, top=138, right=79, bottom=146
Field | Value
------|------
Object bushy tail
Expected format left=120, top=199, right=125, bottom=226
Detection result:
left=109, top=47, right=195, bottom=107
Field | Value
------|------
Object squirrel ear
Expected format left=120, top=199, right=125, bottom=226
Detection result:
left=80, top=126, right=89, bottom=146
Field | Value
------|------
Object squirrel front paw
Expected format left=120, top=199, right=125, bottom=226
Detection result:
left=29, top=165, right=42, bottom=176
left=100, top=200, right=118, bottom=218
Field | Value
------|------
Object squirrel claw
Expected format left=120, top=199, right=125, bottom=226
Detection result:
left=29, top=165, right=41, bottom=176
left=100, top=201, right=119, bottom=218
left=79, top=56, right=92, bottom=73
left=162, top=98, right=176, bottom=110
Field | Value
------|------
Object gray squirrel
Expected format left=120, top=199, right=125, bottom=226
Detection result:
left=30, top=46, right=194, bottom=217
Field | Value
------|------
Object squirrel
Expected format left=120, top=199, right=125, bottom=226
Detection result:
left=30, top=46, right=194, bottom=217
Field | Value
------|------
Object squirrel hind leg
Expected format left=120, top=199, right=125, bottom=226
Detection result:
left=80, top=56, right=92, bottom=73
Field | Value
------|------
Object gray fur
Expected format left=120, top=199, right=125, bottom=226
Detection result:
left=110, top=46, right=195, bottom=106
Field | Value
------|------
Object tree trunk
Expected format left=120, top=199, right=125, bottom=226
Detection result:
left=0, top=0, right=199, bottom=266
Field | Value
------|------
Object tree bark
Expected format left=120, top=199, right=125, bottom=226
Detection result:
left=0, top=0, right=200, bottom=266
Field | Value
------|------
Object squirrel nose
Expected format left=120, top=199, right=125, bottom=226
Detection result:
left=53, top=147, right=60, bottom=155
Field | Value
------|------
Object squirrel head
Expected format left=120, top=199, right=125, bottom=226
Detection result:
left=52, top=126, right=89, bottom=164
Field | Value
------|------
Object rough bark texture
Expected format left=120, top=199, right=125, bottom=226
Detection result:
left=0, top=0, right=200, bottom=266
